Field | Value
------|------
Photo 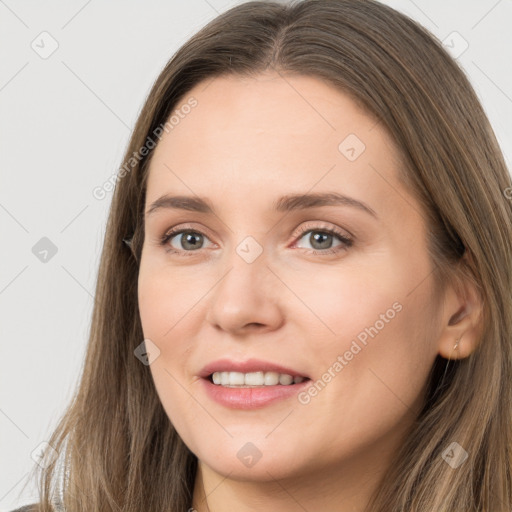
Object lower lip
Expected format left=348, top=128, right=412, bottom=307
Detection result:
left=201, top=377, right=311, bottom=409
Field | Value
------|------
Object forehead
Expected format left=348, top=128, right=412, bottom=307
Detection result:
left=154, top=72, right=384, bottom=159
left=145, top=72, right=414, bottom=224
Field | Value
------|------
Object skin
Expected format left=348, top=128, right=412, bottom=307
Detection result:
left=137, top=72, right=482, bottom=512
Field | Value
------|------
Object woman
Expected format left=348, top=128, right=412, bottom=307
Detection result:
left=14, top=0, right=512, bottom=510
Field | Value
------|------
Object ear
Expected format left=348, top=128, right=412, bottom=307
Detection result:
left=437, top=259, right=484, bottom=360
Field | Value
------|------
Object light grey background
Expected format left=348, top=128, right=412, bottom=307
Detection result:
left=1, top=0, right=511, bottom=509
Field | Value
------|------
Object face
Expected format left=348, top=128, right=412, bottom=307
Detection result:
left=137, top=72, right=443, bottom=486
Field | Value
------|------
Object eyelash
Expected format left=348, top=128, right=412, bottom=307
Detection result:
left=158, top=223, right=353, bottom=258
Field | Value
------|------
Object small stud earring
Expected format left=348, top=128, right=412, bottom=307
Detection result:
left=453, top=334, right=463, bottom=351
left=123, top=237, right=133, bottom=248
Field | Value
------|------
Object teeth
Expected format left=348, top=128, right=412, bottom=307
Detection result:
left=279, top=374, right=293, bottom=385
left=245, top=371, right=264, bottom=386
left=265, top=372, right=279, bottom=385
left=211, top=371, right=306, bottom=387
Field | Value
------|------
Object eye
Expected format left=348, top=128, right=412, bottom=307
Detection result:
left=159, top=227, right=215, bottom=256
left=292, top=224, right=353, bottom=255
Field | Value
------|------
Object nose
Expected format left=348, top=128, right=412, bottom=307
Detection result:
left=205, top=248, right=285, bottom=335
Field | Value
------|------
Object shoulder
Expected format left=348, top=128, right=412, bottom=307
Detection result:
left=10, top=504, right=40, bottom=512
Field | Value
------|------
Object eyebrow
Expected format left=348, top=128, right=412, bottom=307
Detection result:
left=144, top=192, right=377, bottom=219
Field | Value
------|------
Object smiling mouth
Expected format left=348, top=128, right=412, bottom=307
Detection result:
left=207, top=371, right=311, bottom=387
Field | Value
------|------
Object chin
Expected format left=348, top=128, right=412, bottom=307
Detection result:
left=192, top=437, right=310, bottom=482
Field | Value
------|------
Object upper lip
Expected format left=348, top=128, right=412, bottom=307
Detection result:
left=199, top=358, right=310, bottom=379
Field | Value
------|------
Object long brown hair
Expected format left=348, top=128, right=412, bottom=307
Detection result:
left=24, top=0, right=512, bottom=510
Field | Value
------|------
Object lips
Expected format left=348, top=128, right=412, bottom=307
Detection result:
left=199, top=358, right=310, bottom=380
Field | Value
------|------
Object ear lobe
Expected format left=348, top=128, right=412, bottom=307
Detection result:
left=437, top=276, right=484, bottom=360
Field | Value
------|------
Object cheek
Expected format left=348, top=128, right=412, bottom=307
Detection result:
left=137, top=264, right=210, bottom=341
left=137, top=264, right=214, bottom=386
left=137, top=269, right=202, bottom=436
left=291, top=257, right=438, bottom=411
left=283, top=258, right=406, bottom=349
left=138, top=274, right=172, bottom=338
